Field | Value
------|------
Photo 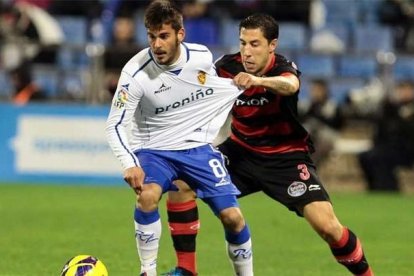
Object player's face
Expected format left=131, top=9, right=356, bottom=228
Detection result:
left=147, top=23, right=185, bottom=65
left=239, top=27, right=277, bottom=76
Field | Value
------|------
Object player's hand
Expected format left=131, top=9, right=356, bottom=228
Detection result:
left=123, top=167, right=145, bottom=195
left=233, top=72, right=261, bottom=89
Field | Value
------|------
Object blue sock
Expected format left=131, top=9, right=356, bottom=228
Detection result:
left=225, top=224, right=250, bottom=244
left=134, top=208, right=160, bottom=225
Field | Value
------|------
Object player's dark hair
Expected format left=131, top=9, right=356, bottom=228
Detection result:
left=239, top=13, right=279, bottom=42
left=144, top=0, right=183, bottom=32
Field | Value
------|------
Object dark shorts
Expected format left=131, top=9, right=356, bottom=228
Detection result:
left=218, top=139, right=331, bottom=216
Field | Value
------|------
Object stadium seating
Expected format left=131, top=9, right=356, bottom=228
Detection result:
left=310, top=22, right=351, bottom=50
left=134, top=10, right=147, bottom=47
left=277, top=22, right=307, bottom=51
left=393, top=55, right=414, bottom=80
left=357, top=0, right=382, bottom=24
left=220, top=19, right=240, bottom=49
left=296, top=54, right=335, bottom=78
left=61, top=70, right=89, bottom=100
left=323, top=0, right=359, bottom=27
left=328, top=77, right=366, bottom=103
left=0, top=70, right=12, bottom=98
left=56, top=16, right=88, bottom=46
left=298, top=77, right=311, bottom=101
left=354, top=25, right=394, bottom=53
left=57, top=46, right=90, bottom=71
left=2, top=1, right=414, bottom=102
left=32, top=65, right=59, bottom=98
left=338, top=54, right=378, bottom=79
left=184, top=19, right=219, bottom=47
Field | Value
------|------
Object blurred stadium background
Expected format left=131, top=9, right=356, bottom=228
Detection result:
left=1, top=1, right=414, bottom=275
left=1, top=0, right=413, bottom=191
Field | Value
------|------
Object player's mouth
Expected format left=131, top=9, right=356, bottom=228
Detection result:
left=154, top=52, right=166, bottom=59
left=244, top=61, right=256, bottom=70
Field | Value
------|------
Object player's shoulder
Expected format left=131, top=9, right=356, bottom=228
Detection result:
left=121, top=47, right=153, bottom=77
left=270, top=53, right=300, bottom=76
left=183, top=42, right=213, bottom=62
left=182, top=42, right=214, bottom=73
left=182, top=42, right=211, bottom=53
left=215, top=52, right=240, bottom=66
left=275, top=53, right=298, bottom=69
left=215, top=52, right=243, bottom=76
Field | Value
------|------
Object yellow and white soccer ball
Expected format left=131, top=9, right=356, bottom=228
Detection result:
left=61, top=255, right=108, bottom=276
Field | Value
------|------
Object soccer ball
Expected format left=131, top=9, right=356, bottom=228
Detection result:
left=60, top=255, right=108, bottom=276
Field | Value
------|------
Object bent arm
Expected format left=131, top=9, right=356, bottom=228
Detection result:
left=233, top=72, right=299, bottom=96
left=257, top=73, right=299, bottom=96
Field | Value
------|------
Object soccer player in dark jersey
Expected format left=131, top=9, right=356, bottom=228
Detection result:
left=164, top=13, right=374, bottom=276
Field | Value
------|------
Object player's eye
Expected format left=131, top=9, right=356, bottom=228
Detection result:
left=159, top=33, right=169, bottom=40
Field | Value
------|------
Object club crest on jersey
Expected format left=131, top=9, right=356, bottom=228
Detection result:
left=197, top=71, right=206, bottom=85
left=287, top=181, right=307, bottom=197
left=113, top=88, right=128, bottom=109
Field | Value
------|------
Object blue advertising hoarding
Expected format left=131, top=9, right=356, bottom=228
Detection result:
left=0, top=103, right=123, bottom=185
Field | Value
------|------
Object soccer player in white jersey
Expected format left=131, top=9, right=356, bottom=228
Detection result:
left=105, top=1, right=254, bottom=275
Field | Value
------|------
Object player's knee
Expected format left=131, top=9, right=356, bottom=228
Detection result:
left=219, top=207, right=245, bottom=232
left=137, top=185, right=161, bottom=212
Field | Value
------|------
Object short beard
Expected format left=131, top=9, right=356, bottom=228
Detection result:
left=161, top=38, right=181, bottom=65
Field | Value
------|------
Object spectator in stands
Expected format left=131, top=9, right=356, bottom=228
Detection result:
left=48, top=0, right=102, bottom=19
left=9, top=61, right=46, bottom=105
left=211, top=0, right=311, bottom=23
left=300, top=79, right=344, bottom=165
left=179, top=0, right=213, bottom=19
left=379, top=0, right=414, bottom=52
left=104, top=14, right=140, bottom=98
left=0, top=2, right=62, bottom=103
left=261, top=0, right=312, bottom=25
left=48, top=0, right=103, bottom=42
left=358, top=80, right=414, bottom=191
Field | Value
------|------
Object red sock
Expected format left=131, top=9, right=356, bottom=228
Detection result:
left=167, top=200, right=199, bottom=275
left=330, top=227, right=373, bottom=276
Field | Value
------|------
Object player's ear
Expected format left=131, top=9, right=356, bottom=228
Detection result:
left=270, top=38, right=277, bottom=53
left=177, top=28, right=185, bottom=43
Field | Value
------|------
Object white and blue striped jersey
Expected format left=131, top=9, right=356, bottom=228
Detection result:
left=106, top=43, right=244, bottom=170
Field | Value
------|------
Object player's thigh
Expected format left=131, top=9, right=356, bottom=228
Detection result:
left=260, top=163, right=330, bottom=215
left=168, top=180, right=196, bottom=203
left=180, top=145, right=240, bottom=198
left=136, top=150, right=176, bottom=193
left=219, top=141, right=261, bottom=197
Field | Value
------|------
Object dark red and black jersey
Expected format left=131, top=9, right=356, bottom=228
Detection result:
left=215, top=52, right=313, bottom=154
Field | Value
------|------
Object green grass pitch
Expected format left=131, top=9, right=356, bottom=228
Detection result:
left=0, top=183, right=413, bottom=275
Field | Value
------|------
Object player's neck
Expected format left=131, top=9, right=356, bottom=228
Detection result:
left=257, top=53, right=275, bottom=77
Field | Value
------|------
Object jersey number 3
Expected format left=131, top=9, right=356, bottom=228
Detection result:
left=297, top=164, right=310, bottom=180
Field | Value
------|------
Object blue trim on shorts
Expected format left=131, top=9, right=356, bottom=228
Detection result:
left=203, top=195, right=239, bottom=216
